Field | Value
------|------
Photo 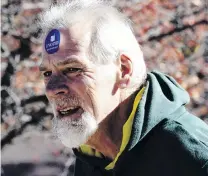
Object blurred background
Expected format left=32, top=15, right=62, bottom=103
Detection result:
left=1, top=0, right=208, bottom=175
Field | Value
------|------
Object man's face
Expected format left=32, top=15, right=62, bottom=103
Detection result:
left=40, top=28, right=120, bottom=148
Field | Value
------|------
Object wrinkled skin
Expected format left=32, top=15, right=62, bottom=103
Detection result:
left=40, top=28, right=121, bottom=148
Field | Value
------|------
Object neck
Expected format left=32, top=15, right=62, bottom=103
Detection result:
left=86, top=90, right=137, bottom=159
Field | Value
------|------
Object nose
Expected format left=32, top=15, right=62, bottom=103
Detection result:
left=46, top=76, right=69, bottom=98
left=47, top=84, right=69, bottom=97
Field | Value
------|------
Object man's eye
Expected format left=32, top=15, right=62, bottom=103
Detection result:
left=43, top=71, right=52, bottom=77
left=63, top=68, right=81, bottom=75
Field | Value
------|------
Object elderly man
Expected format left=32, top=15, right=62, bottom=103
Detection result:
left=39, top=1, right=208, bottom=175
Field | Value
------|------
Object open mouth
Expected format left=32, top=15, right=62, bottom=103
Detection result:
left=58, top=106, right=83, bottom=119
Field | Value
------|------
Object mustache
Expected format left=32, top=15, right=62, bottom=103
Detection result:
left=51, top=94, right=82, bottom=108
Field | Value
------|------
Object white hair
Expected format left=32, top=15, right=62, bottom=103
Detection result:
left=39, top=0, right=147, bottom=88
left=52, top=111, right=98, bottom=148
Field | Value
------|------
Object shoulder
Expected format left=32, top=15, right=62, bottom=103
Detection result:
left=156, top=117, right=208, bottom=168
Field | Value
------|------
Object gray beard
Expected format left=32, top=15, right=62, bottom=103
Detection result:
left=52, top=111, right=98, bottom=148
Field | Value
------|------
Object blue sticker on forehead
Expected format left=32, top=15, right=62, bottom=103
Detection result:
left=45, top=29, right=60, bottom=54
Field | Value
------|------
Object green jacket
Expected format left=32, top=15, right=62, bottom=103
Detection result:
left=73, top=71, right=208, bottom=176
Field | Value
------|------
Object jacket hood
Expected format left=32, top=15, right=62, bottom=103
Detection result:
left=126, top=71, right=190, bottom=150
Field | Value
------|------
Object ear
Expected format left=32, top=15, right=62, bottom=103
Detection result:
left=118, top=54, right=133, bottom=89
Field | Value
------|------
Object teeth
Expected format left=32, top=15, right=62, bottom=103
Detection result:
left=59, top=107, right=77, bottom=115
left=60, top=111, right=69, bottom=115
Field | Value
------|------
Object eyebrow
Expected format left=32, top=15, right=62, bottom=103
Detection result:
left=57, top=58, right=82, bottom=66
left=39, top=57, right=84, bottom=71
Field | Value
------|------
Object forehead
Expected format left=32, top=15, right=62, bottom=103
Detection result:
left=41, top=27, right=89, bottom=67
